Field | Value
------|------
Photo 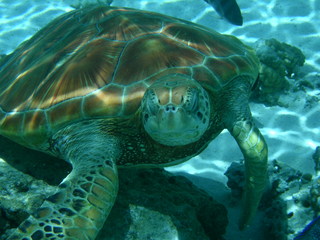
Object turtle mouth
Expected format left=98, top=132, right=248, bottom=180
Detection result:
left=148, top=128, right=203, bottom=146
left=145, top=107, right=204, bottom=146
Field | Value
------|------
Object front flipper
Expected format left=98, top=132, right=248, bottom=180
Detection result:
left=230, top=120, right=268, bottom=230
left=8, top=160, right=118, bottom=240
left=221, top=76, right=268, bottom=229
left=8, top=125, right=119, bottom=240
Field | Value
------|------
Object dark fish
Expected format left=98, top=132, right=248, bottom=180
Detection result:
left=294, top=216, right=320, bottom=240
left=204, top=0, right=243, bottom=26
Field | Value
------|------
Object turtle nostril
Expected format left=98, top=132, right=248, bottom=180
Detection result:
left=165, top=105, right=177, bottom=112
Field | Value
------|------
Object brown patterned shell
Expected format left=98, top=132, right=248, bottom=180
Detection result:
left=0, top=5, right=259, bottom=148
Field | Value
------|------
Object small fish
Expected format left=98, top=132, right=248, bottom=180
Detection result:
left=294, top=216, right=320, bottom=240
left=204, top=0, right=243, bottom=26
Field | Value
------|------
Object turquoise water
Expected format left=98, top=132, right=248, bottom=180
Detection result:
left=0, top=0, right=320, bottom=239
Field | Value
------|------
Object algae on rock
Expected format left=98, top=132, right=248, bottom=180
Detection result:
left=252, top=38, right=305, bottom=107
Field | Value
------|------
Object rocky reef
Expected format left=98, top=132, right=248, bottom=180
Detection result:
left=225, top=156, right=320, bottom=240
left=0, top=136, right=227, bottom=240
left=100, top=168, right=228, bottom=240
left=313, top=147, right=320, bottom=175
left=251, top=38, right=307, bottom=107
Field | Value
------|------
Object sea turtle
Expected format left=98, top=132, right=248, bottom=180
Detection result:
left=0, top=5, right=268, bottom=240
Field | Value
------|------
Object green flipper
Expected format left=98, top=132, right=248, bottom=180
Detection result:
left=231, top=120, right=268, bottom=230
left=221, top=75, right=268, bottom=230
left=7, top=124, right=119, bottom=240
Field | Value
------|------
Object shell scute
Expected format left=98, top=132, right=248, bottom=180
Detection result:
left=77, top=5, right=112, bottom=24
left=144, top=67, right=192, bottom=87
left=1, top=112, right=23, bottom=134
left=47, top=98, right=83, bottom=130
left=192, top=66, right=222, bottom=91
left=162, top=23, right=215, bottom=55
left=0, top=5, right=259, bottom=148
left=83, top=84, right=124, bottom=118
left=24, top=38, right=124, bottom=111
left=24, top=110, right=47, bottom=131
left=229, top=55, right=257, bottom=75
left=121, top=83, right=148, bottom=116
left=22, top=110, right=49, bottom=146
left=0, top=24, right=99, bottom=112
left=205, top=58, right=239, bottom=85
left=17, top=13, right=96, bottom=73
left=162, top=22, right=245, bottom=58
left=113, top=35, right=204, bottom=84
left=97, top=13, right=164, bottom=41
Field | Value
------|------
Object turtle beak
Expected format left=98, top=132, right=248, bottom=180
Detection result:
left=156, top=105, right=188, bottom=131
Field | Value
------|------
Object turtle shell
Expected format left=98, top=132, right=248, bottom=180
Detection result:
left=0, top=5, right=259, bottom=149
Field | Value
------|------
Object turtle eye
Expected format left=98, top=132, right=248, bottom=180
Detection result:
left=143, top=113, right=149, bottom=123
left=184, top=88, right=198, bottom=111
left=146, top=90, right=159, bottom=114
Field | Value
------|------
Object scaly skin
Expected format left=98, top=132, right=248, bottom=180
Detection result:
left=221, top=75, right=268, bottom=229
left=8, top=123, right=119, bottom=240
left=231, top=120, right=268, bottom=229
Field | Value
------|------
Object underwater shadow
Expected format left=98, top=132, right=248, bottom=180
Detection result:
left=99, top=168, right=228, bottom=240
left=0, top=135, right=227, bottom=240
left=0, top=135, right=71, bottom=185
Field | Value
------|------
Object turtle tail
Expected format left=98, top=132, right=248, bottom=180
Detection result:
left=7, top=123, right=119, bottom=240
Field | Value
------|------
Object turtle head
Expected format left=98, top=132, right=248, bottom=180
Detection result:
left=141, top=74, right=210, bottom=146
